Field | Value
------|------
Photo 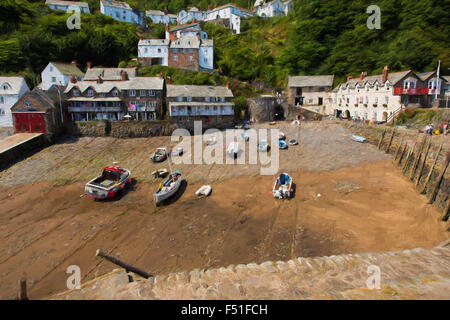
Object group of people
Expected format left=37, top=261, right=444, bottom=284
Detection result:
left=424, top=122, right=448, bottom=135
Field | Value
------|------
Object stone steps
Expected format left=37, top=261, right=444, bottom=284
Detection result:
left=50, top=242, right=450, bottom=300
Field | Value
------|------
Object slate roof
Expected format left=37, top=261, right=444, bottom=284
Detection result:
left=100, top=0, right=131, bottom=10
left=146, top=10, right=165, bottom=16
left=45, top=0, right=89, bottom=8
left=64, top=77, right=164, bottom=94
left=11, top=88, right=57, bottom=112
left=339, top=70, right=412, bottom=89
left=50, top=62, right=85, bottom=77
left=0, top=76, right=28, bottom=95
left=170, top=36, right=200, bottom=49
left=288, top=75, right=334, bottom=88
left=84, top=68, right=137, bottom=81
left=170, top=23, right=201, bottom=32
left=167, top=85, right=233, bottom=98
left=138, top=39, right=170, bottom=46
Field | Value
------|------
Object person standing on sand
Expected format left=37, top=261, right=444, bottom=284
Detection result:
left=444, top=122, right=448, bottom=136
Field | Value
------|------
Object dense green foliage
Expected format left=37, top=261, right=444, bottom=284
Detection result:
left=0, top=0, right=448, bottom=90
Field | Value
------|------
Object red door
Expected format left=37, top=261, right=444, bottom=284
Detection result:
left=14, top=113, right=46, bottom=133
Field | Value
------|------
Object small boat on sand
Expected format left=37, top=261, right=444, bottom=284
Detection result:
left=195, top=185, right=212, bottom=197
left=272, top=173, right=293, bottom=199
left=258, top=140, right=270, bottom=152
left=150, top=147, right=168, bottom=162
left=351, top=135, right=367, bottom=143
left=154, top=170, right=182, bottom=205
left=84, top=166, right=131, bottom=199
left=227, top=142, right=241, bottom=158
left=289, top=139, right=298, bottom=145
left=278, top=132, right=286, bottom=140
left=278, top=140, right=288, bottom=149
left=241, top=132, right=249, bottom=141
left=171, top=147, right=184, bottom=156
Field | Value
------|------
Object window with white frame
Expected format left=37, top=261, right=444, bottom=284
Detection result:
left=88, top=89, right=94, bottom=96
left=52, top=77, right=56, bottom=83
left=0, top=96, right=3, bottom=104
left=140, top=90, right=146, bottom=96
left=189, top=56, right=194, bottom=62
left=385, top=96, right=389, bottom=104
left=187, top=96, right=192, bottom=102
left=129, top=89, right=136, bottom=97
left=205, top=96, right=210, bottom=102
left=173, top=55, right=178, bottom=61
left=73, top=89, right=80, bottom=97
left=148, top=90, right=155, bottom=96
left=112, top=89, right=119, bottom=96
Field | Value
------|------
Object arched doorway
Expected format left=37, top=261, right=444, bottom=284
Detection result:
left=274, top=105, right=285, bottom=120
left=344, top=110, right=350, bottom=119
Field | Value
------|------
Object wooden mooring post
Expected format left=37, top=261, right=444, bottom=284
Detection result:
left=409, top=137, right=426, bottom=180
left=442, top=198, right=450, bottom=221
left=96, top=249, right=153, bottom=279
left=402, top=141, right=417, bottom=174
left=393, top=134, right=405, bottom=162
left=420, top=143, right=443, bottom=194
left=414, top=139, right=432, bottom=188
left=385, top=128, right=396, bottom=154
left=397, top=143, right=408, bottom=166
left=377, top=129, right=386, bottom=150
left=428, top=153, right=450, bottom=204
left=18, top=276, right=28, bottom=300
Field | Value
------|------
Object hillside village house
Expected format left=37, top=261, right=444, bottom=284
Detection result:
left=138, top=24, right=213, bottom=71
left=100, top=0, right=145, bottom=26
left=45, top=0, right=90, bottom=13
left=177, top=7, right=205, bottom=25
left=0, top=77, right=30, bottom=127
left=417, top=71, right=448, bottom=107
left=64, top=72, right=164, bottom=121
left=83, top=66, right=137, bottom=81
left=287, top=75, right=335, bottom=113
left=204, top=4, right=254, bottom=34
left=11, top=88, right=65, bottom=135
left=40, top=62, right=84, bottom=91
left=329, top=66, right=446, bottom=122
left=167, top=84, right=235, bottom=127
left=253, top=0, right=293, bottom=17
left=146, top=10, right=176, bottom=24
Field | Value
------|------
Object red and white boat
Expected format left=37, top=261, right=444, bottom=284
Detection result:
left=84, top=166, right=131, bottom=199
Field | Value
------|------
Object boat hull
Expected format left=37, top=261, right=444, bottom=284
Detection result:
left=154, top=172, right=182, bottom=205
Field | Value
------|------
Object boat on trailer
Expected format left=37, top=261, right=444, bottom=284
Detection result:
left=272, top=173, right=293, bottom=199
left=84, top=166, right=131, bottom=199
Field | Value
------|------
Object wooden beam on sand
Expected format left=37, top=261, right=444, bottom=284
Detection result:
left=393, top=134, right=405, bottom=162
left=419, top=143, right=443, bottom=194
left=18, top=276, right=28, bottom=300
left=414, top=139, right=431, bottom=188
left=377, top=129, right=386, bottom=149
left=402, top=141, right=417, bottom=174
left=385, top=128, right=396, bottom=154
left=96, top=249, right=153, bottom=279
left=442, top=198, right=450, bottom=221
left=397, top=143, right=408, bottom=166
left=428, top=153, right=450, bottom=204
left=409, top=136, right=426, bottom=180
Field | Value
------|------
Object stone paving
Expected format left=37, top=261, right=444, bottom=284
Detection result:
left=51, top=241, right=450, bottom=300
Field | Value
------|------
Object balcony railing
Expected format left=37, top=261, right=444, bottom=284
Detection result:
left=128, top=106, right=156, bottom=112
left=68, top=106, right=122, bottom=112
left=393, top=87, right=429, bottom=95
left=171, top=109, right=234, bottom=117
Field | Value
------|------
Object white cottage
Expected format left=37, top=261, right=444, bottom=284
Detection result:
left=100, top=0, right=145, bottom=26
left=254, top=0, right=292, bottom=18
left=40, top=62, right=85, bottom=91
left=45, top=0, right=90, bottom=13
left=177, top=7, right=205, bottom=25
left=146, top=10, right=171, bottom=24
left=204, top=4, right=254, bottom=34
left=0, top=77, right=30, bottom=127
left=138, top=39, right=170, bottom=67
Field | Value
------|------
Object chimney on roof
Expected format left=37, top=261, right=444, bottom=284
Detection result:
left=360, top=72, right=365, bottom=81
left=70, top=75, right=77, bottom=84
left=167, top=76, right=172, bottom=85
left=86, top=61, right=92, bottom=69
left=96, top=76, right=103, bottom=84
left=226, top=82, right=230, bottom=89
left=71, top=60, right=77, bottom=66
left=382, top=65, right=389, bottom=83
left=347, top=75, right=352, bottom=82
left=120, top=70, right=128, bottom=81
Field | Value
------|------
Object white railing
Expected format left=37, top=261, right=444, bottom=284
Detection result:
left=68, top=107, right=122, bottom=112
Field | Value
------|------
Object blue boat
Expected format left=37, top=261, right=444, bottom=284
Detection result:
left=278, top=140, right=288, bottom=149
left=351, top=135, right=367, bottom=143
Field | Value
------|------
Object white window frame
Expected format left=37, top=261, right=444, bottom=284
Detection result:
left=129, top=89, right=136, bottom=97
left=140, top=90, right=146, bottom=96
left=148, top=90, right=155, bottom=96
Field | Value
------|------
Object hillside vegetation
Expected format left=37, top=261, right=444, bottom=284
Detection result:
left=0, top=0, right=448, bottom=90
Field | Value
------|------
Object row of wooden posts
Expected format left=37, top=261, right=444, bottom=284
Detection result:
left=378, top=127, right=450, bottom=221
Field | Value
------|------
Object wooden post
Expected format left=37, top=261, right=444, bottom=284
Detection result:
left=428, top=153, right=450, bottom=204
left=377, top=129, right=386, bottom=150
left=397, top=143, right=408, bottom=166
left=402, top=141, right=416, bottom=174
left=420, top=143, right=443, bottom=194
left=442, top=198, right=450, bottom=221
left=385, top=128, right=395, bottom=154
left=409, top=137, right=426, bottom=180
left=393, top=134, right=404, bottom=162
left=414, top=139, right=432, bottom=188
left=96, top=249, right=153, bottom=279
left=18, top=276, right=28, bottom=300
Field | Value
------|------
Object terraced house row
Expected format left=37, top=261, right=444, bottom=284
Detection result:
left=4, top=62, right=235, bottom=135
